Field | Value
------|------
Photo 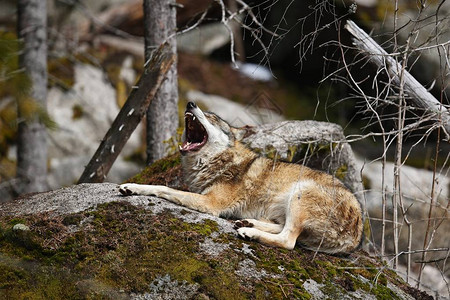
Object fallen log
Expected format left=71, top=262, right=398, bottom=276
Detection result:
left=345, top=20, right=450, bottom=136
left=78, top=43, right=175, bottom=183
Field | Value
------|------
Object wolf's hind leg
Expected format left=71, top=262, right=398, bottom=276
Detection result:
left=234, top=219, right=283, bottom=234
left=237, top=192, right=305, bottom=250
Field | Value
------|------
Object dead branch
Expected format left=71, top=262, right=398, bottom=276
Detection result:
left=344, top=20, right=450, bottom=137
left=78, top=43, right=175, bottom=183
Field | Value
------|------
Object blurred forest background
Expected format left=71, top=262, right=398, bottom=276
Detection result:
left=0, top=0, right=449, bottom=297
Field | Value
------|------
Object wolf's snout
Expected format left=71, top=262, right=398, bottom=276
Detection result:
left=187, top=102, right=197, bottom=109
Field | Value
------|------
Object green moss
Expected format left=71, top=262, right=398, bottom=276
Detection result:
left=163, top=127, right=184, bottom=156
left=292, top=288, right=312, bottom=299
left=251, top=147, right=263, bottom=155
left=254, top=141, right=340, bottom=168
left=127, top=153, right=181, bottom=185
left=362, top=175, right=372, bottom=189
left=263, top=145, right=282, bottom=161
left=378, top=273, right=388, bottom=286
left=0, top=102, right=17, bottom=157
left=363, top=218, right=372, bottom=248
left=71, top=104, right=84, bottom=120
left=287, top=145, right=298, bottom=162
left=7, top=218, right=26, bottom=226
left=306, top=265, right=323, bottom=283
left=47, top=56, right=75, bottom=89
left=304, top=142, right=337, bottom=155
left=334, top=164, right=348, bottom=181
left=320, top=280, right=348, bottom=298
left=180, top=219, right=219, bottom=236
left=349, top=266, right=377, bottom=280
left=371, top=282, right=402, bottom=300
left=316, top=260, right=338, bottom=277
left=0, top=31, right=30, bottom=99
left=62, top=214, right=83, bottom=226
left=0, top=259, right=81, bottom=299
left=196, top=269, right=247, bottom=300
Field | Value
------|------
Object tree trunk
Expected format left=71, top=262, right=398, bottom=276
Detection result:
left=78, top=44, right=175, bottom=184
left=143, top=0, right=179, bottom=164
left=16, top=0, right=48, bottom=194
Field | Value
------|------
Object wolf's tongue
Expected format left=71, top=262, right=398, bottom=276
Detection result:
left=180, top=141, right=201, bottom=152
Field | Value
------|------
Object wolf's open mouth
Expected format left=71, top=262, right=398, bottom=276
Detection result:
left=180, top=111, right=208, bottom=153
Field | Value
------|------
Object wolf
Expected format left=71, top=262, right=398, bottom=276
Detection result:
left=119, top=102, right=363, bottom=253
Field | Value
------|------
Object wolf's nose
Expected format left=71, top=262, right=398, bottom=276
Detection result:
left=187, top=102, right=197, bottom=109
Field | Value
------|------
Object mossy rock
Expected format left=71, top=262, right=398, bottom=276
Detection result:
left=0, top=183, right=431, bottom=299
left=125, top=153, right=183, bottom=189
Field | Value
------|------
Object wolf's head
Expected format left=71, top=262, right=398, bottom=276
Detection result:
left=179, top=102, right=235, bottom=157
left=179, top=102, right=255, bottom=192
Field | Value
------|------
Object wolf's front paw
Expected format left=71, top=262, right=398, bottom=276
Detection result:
left=118, top=184, right=140, bottom=196
left=237, top=227, right=258, bottom=241
left=234, top=219, right=254, bottom=229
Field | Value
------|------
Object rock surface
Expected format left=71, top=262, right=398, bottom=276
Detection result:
left=0, top=183, right=431, bottom=299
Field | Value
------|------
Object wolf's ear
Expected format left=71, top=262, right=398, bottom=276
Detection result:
left=231, top=125, right=255, bottom=141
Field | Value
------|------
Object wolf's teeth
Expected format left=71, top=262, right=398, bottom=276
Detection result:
left=179, top=145, right=182, bottom=151
left=193, top=116, right=196, bottom=121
